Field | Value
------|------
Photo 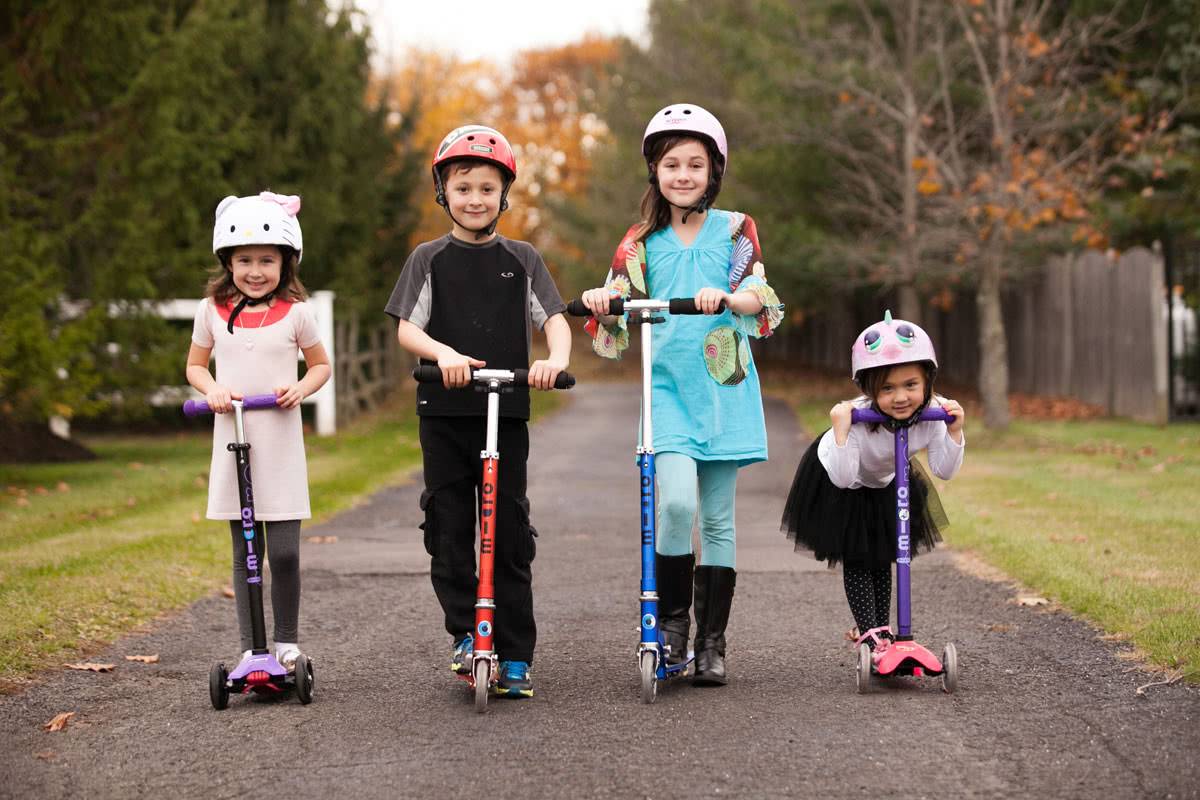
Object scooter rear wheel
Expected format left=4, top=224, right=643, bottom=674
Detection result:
left=295, top=653, right=314, bottom=705
left=473, top=658, right=490, bottom=713
left=855, top=643, right=872, bottom=694
left=941, top=643, right=958, bottom=694
left=639, top=650, right=658, bottom=704
left=209, top=662, right=229, bottom=710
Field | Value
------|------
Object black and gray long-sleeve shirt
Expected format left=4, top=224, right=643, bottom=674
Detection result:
left=385, top=234, right=566, bottom=419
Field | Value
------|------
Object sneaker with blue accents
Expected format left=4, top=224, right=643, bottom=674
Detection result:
left=493, top=660, right=533, bottom=698
left=450, top=634, right=473, bottom=675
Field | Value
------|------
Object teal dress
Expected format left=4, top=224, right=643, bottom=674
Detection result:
left=585, top=208, right=784, bottom=466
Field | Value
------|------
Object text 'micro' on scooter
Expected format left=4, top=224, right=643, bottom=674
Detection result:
left=183, top=394, right=314, bottom=709
left=568, top=296, right=718, bottom=704
left=850, top=406, right=959, bottom=694
left=412, top=365, right=575, bottom=713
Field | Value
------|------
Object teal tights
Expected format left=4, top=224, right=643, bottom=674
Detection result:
left=654, top=452, right=738, bottom=568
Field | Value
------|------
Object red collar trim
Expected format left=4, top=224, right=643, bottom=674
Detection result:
left=215, top=298, right=294, bottom=328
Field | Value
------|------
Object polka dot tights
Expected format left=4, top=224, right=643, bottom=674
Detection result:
left=843, top=563, right=892, bottom=645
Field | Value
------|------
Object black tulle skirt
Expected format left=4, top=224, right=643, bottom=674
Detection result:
left=780, top=431, right=948, bottom=569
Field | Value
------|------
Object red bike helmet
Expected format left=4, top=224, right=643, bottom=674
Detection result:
left=432, top=125, right=517, bottom=210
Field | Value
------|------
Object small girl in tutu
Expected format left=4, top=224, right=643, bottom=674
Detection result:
left=781, top=311, right=965, bottom=654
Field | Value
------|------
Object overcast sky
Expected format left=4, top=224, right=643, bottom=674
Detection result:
left=359, top=0, right=650, bottom=65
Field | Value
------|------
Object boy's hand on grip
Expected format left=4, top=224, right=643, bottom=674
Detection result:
left=437, top=351, right=485, bottom=389
left=528, top=358, right=568, bottom=391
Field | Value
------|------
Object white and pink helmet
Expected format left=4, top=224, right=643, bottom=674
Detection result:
left=642, top=103, right=728, bottom=171
left=851, top=310, right=938, bottom=385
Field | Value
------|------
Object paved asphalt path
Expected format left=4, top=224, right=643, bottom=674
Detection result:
left=2, top=384, right=1197, bottom=799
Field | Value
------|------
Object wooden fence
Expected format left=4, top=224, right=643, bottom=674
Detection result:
left=334, top=316, right=412, bottom=424
left=758, top=247, right=1168, bottom=422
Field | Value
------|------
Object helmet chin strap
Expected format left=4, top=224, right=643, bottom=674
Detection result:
left=227, top=291, right=273, bottom=334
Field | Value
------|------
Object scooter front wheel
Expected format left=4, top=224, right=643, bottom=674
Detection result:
left=209, top=662, right=229, bottom=710
left=639, top=650, right=658, bottom=704
left=941, top=643, right=958, bottom=694
left=295, top=653, right=314, bottom=705
left=855, top=643, right=872, bottom=694
left=473, top=658, right=490, bottom=713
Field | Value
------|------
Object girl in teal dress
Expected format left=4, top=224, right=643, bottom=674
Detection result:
left=581, top=103, right=783, bottom=685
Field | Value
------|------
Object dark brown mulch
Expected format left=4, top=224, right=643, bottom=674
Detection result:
left=0, top=420, right=96, bottom=463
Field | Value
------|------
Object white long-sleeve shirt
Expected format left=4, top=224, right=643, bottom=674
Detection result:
left=817, top=396, right=965, bottom=489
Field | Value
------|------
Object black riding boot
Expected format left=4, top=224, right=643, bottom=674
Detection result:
left=692, top=565, right=736, bottom=686
left=655, top=553, right=694, bottom=666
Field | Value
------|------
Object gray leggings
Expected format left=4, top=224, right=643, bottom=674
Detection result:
left=228, top=520, right=301, bottom=650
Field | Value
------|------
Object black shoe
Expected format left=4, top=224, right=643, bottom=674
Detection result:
left=692, top=565, right=736, bottom=686
left=656, top=553, right=695, bottom=666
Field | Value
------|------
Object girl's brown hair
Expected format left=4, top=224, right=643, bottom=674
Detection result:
left=633, top=134, right=723, bottom=244
left=206, top=245, right=307, bottom=305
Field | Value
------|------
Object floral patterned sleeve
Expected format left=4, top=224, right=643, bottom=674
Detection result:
left=583, top=225, right=645, bottom=359
left=726, top=214, right=783, bottom=338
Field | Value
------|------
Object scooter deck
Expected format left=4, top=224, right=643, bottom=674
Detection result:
left=873, top=640, right=945, bottom=677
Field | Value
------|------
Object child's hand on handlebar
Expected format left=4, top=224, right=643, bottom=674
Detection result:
left=205, top=385, right=242, bottom=414
left=438, top=351, right=485, bottom=389
left=830, top=400, right=855, bottom=446
left=528, top=357, right=569, bottom=391
left=694, top=287, right=730, bottom=315
left=938, top=398, right=965, bottom=440
left=581, top=287, right=618, bottom=321
left=274, top=383, right=306, bottom=409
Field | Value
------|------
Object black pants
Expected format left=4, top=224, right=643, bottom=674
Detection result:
left=419, top=416, right=537, bottom=663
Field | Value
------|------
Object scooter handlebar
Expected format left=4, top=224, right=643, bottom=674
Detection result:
left=412, top=365, right=575, bottom=390
left=851, top=407, right=954, bottom=425
left=565, top=297, right=724, bottom=317
left=183, top=394, right=279, bottom=417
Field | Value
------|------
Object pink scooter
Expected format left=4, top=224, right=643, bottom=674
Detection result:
left=851, top=407, right=959, bottom=694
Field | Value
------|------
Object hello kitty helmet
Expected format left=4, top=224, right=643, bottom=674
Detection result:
left=212, top=192, right=303, bottom=263
left=851, top=310, right=938, bottom=386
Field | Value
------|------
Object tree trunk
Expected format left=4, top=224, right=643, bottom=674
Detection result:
left=976, top=246, right=1010, bottom=429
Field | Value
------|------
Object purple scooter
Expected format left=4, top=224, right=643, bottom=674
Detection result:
left=850, top=406, right=959, bottom=694
left=184, top=395, right=314, bottom=709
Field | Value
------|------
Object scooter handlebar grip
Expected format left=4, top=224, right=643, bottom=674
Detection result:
left=512, top=369, right=576, bottom=389
left=668, top=298, right=726, bottom=315
left=242, top=394, right=280, bottom=410
left=412, top=365, right=444, bottom=384
left=183, top=394, right=278, bottom=416
left=567, top=298, right=624, bottom=317
left=183, top=399, right=211, bottom=417
left=850, top=407, right=955, bottom=424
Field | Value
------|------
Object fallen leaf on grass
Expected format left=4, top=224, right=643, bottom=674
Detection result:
left=64, top=662, right=115, bottom=672
left=1072, top=534, right=1088, bottom=543
left=1002, top=498, right=1019, bottom=507
left=221, top=586, right=235, bottom=598
left=986, top=623, right=1016, bottom=633
left=193, top=475, right=207, bottom=488
left=304, top=535, right=338, bottom=544
left=1014, top=595, right=1049, bottom=607
left=1045, top=492, right=1058, bottom=501
left=1048, top=534, right=1062, bottom=542
left=34, top=486, right=48, bottom=495
left=15, top=497, right=29, bottom=507
left=1150, top=462, right=1166, bottom=474
left=56, top=481, right=70, bottom=493
left=124, top=654, right=159, bottom=664
left=128, top=461, right=143, bottom=470
left=43, top=712, right=75, bottom=732
left=191, top=511, right=202, bottom=524
left=126, top=497, right=137, bottom=508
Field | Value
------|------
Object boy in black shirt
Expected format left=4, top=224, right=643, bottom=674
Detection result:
left=385, top=125, right=570, bottom=698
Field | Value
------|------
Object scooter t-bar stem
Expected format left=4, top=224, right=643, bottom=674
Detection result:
left=411, top=366, right=575, bottom=390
